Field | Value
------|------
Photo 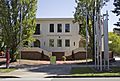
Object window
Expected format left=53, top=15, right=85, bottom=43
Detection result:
left=65, top=24, right=70, bottom=32
left=34, top=24, right=40, bottom=34
left=49, top=39, right=54, bottom=47
left=34, top=40, right=40, bottom=47
left=79, top=24, right=82, bottom=34
left=74, top=42, right=75, bottom=46
left=57, top=24, right=62, bottom=32
left=65, top=39, right=70, bottom=47
left=23, top=41, right=28, bottom=47
left=57, top=39, right=62, bottom=47
left=49, top=24, right=54, bottom=32
left=44, top=42, right=45, bottom=46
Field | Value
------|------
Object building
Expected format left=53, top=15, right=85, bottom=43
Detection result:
left=22, top=18, right=87, bottom=60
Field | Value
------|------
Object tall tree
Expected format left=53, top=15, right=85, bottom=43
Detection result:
left=0, top=0, right=37, bottom=62
left=112, top=0, right=120, bottom=27
left=74, top=0, right=109, bottom=61
left=74, top=0, right=96, bottom=61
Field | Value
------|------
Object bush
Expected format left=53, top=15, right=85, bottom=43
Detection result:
left=62, top=56, right=66, bottom=61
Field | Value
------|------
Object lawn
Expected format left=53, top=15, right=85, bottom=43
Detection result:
left=0, top=68, right=16, bottom=73
left=71, top=67, right=120, bottom=76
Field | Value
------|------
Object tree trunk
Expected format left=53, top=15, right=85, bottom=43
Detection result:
left=10, top=47, right=17, bottom=62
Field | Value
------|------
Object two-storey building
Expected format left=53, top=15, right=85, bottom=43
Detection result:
left=22, top=18, right=85, bottom=60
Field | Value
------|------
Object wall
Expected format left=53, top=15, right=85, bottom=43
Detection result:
left=32, top=18, right=81, bottom=53
left=21, top=51, right=114, bottom=61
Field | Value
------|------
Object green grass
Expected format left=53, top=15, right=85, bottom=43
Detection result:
left=0, top=68, right=16, bottom=73
left=71, top=67, right=120, bottom=76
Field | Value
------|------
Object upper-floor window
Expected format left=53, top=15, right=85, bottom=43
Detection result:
left=34, top=24, right=40, bottom=35
left=65, top=39, right=70, bottom=47
left=57, top=24, right=62, bottom=32
left=65, top=24, right=70, bottom=32
left=49, top=24, right=54, bottom=32
left=57, top=39, right=62, bottom=47
left=49, top=39, right=54, bottom=47
left=79, top=24, right=82, bottom=34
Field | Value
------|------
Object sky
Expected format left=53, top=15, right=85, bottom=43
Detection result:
left=36, top=0, right=119, bottom=32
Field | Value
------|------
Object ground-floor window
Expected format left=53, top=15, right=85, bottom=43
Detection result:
left=57, top=39, right=62, bottom=47
left=65, top=39, right=70, bottom=47
left=49, top=39, right=54, bottom=47
left=74, top=42, right=75, bottom=46
left=34, top=39, right=40, bottom=47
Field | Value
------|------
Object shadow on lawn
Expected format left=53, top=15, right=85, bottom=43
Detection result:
left=45, top=75, right=120, bottom=78
left=27, top=64, right=71, bottom=75
left=17, top=60, right=120, bottom=76
left=0, top=76, right=20, bottom=78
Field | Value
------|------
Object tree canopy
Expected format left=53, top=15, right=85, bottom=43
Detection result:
left=0, top=0, right=37, bottom=61
left=74, top=0, right=109, bottom=61
left=109, top=32, right=120, bottom=55
left=112, top=0, right=120, bottom=27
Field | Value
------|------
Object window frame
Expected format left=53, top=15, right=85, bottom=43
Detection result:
left=49, top=39, right=54, bottom=47
left=34, top=24, right=40, bottom=35
left=57, top=24, right=62, bottom=32
left=57, top=39, right=62, bottom=47
left=49, top=24, right=54, bottom=32
left=65, top=39, right=70, bottom=47
left=65, top=24, right=70, bottom=32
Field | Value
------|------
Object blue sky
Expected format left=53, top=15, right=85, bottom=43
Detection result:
left=36, top=0, right=119, bottom=32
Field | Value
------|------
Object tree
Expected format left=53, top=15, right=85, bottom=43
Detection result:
left=112, top=0, right=120, bottom=27
left=109, top=32, right=120, bottom=55
left=74, top=0, right=97, bottom=61
left=0, top=0, right=37, bottom=62
left=74, top=0, right=109, bottom=61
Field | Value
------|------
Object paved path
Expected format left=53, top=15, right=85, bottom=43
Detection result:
left=0, top=63, right=96, bottom=78
left=0, top=64, right=72, bottom=78
left=0, top=59, right=120, bottom=78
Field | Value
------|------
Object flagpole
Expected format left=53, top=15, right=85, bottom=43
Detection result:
left=86, top=8, right=88, bottom=65
left=19, top=2, right=22, bottom=67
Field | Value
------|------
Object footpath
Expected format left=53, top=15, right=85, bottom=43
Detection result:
left=0, top=58, right=120, bottom=78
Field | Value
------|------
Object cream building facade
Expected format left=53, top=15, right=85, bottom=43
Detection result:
left=25, top=18, right=83, bottom=57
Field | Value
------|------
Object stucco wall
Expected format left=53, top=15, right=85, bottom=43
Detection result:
left=32, top=18, right=81, bottom=53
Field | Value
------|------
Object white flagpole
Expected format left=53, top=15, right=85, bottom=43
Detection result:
left=86, top=9, right=88, bottom=65
left=19, top=2, right=22, bottom=66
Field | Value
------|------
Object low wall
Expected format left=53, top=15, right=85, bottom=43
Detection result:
left=21, top=51, right=49, bottom=60
left=21, top=51, right=114, bottom=61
